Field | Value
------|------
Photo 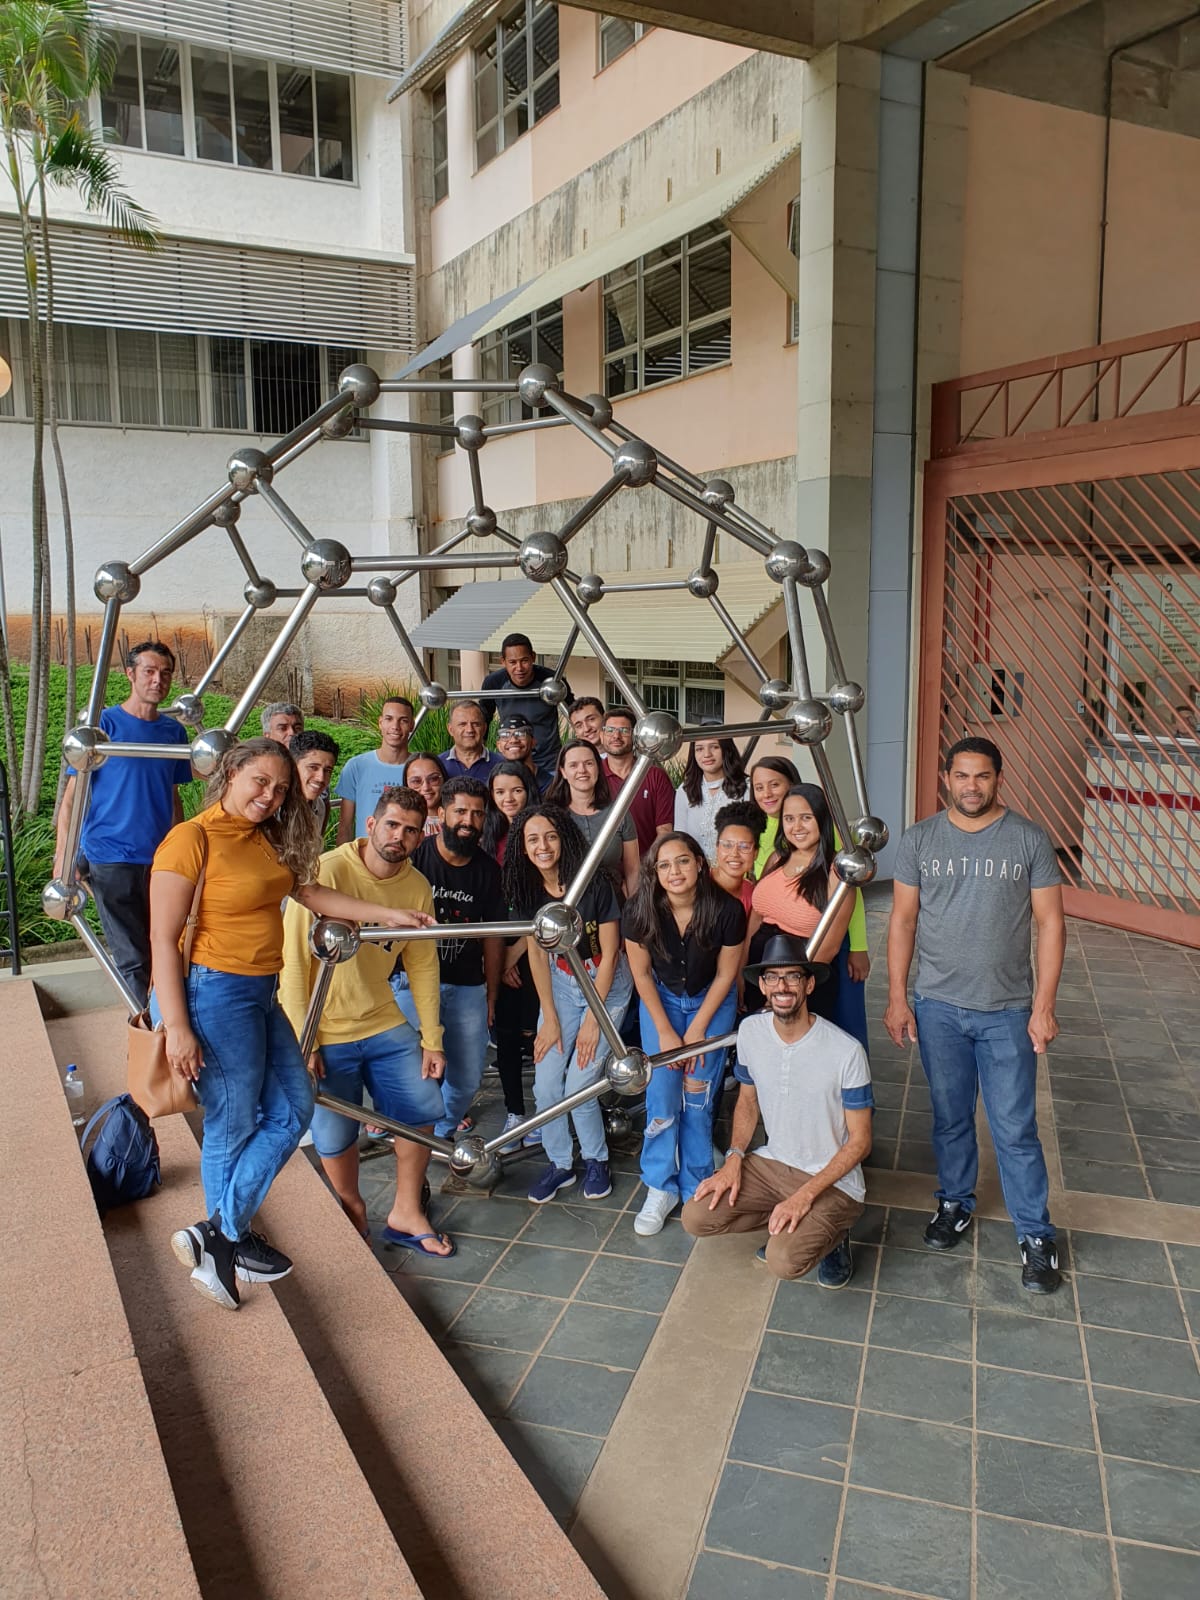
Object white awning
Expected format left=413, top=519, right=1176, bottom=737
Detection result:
left=389, top=0, right=500, bottom=98
left=410, top=577, right=537, bottom=649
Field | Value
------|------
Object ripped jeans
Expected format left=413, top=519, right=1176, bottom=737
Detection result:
left=639, top=981, right=737, bottom=1202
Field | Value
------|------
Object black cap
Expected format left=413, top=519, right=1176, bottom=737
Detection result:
left=498, top=713, right=533, bottom=734
left=743, top=932, right=829, bottom=986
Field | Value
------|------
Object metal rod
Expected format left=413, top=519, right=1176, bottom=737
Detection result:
left=479, top=1076, right=612, bottom=1154
left=482, top=415, right=569, bottom=438
left=349, top=551, right=519, bottom=572
left=842, top=714, right=872, bottom=818
left=563, top=753, right=649, bottom=910
left=95, top=741, right=200, bottom=760
left=356, top=417, right=460, bottom=437
left=608, top=419, right=705, bottom=492
left=83, top=598, right=122, bottom=723
left=446, top=686, right=544, bottom=700
left=562, top=947, right=628, bottom=1060
left=358, top=920, right=534, bottom=943
left=129, top=484, right=232, bottom=576
left=558, top=474, right=625, bottom=543
left=782, top=579, right=814, bottom=699
left=312, top=1092, right=454, bottom=1157
left=70, top=911, right=143, bottom=1015
left=810, top=584, right=849, bottom=685
left=739, top=707, right=778, bottom=768
left=651, top=1030, right=738, bottom=1070
left=298, top=955, right=336, bottom=1059
left=223, top=584, right=321, bottom=735
left=272, top=425, right=325, bottom=474
left=654, top=474, right=773, bottom=555
left=679, top=719, right=786, bottom=742
left=805, top=877, right=852, bottom=961
left=552, top=624, right=579, bottom=683
left=383, top=605, right=431, bottom=687
left=225, top=529, right=262, bottom=586
left=467, top=451, right=486, bottom=511
left=264, top=393, right=350, bottom=463
left=550, top=576, right=646, bottom=715
left=542, top=389, right=619, bottom=458
left=380, top=379, right=520, bottom=394
left=706, top=593, right=770, bottom=684
left=255, top=480, right=315, bottom=550
left=58, top=769, right=92, bottom=880
left=699, top=519, right=718, bottom=574
left=810, top=742, right=854, bottom=845
left=599, top=579, right=691, bottom=593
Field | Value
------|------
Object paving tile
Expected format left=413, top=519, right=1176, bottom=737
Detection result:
left=859, top=1348, right=972, bottom=1426
left=1093, top=1386, right=1200, bottom=1471
left=393, top=1276, right=474, bottom=1335
left=440, top=1195, right=531, bottom=1239
left=1115, top=1542, right=1200, bottom=1600
left=1052, top=1098, right=1134, bottom=1135
left=688, top=1552, right=826, bottom=1600
left=976, top=1434, right=1106, bottom=1532
left=768, top=1281, right=871, bottom=1343
left=576, top=1253, right=681, bottom=1313
left=976, top=1366, right=1094, bottom=1449
left=1084, top=1326, right=1200, bottom=1399
left=705, top=1462, right=841, bottom=1574
left=1068, top=1231, right=1171, bottom=1285
left=836, top=1488, right=971, bottom=1600
left=882, top=1206, right=940, bottom=1252
left=493, top=1419, right=602, bottom=1525
left=868, top=1293, right=973, bottom=1359
left=507, top=1355, right=633, bottom=1436
left=1105, top=1458, right=1200, bottom=1550
left=600, top=1218, right=696, bottom=1265
left=871, top=1109, right=902, bottom=1143
left=1146, top=1167, right=1200, bottom=1206
left=1139, top=1135, right=1200, bottom=1172
left=442, top=1342, right=532, bottom=1416
left=850, top=1204, right=886, bottom=1245
left=1048, top=1052, right=1116, bottom=1077
left=975, top=1516, right=1115, bottom=1600
left=1060, top=1160, right=1150, bottom=1199
left=973, top=1259, right=1076, bottom=1320
left=977, top=1309, right=1085, bottom=1378
left=975, top=1215, right=1022, bottom=1261
left=543, top=1302, right=659, bottom=1368
left=445, top=1287, right=566, bottom=1353
left=864, top=1139, right=897, bottom=1169
left=1168, top=1242, right=1200, bottom=1290
left=874, top=1243, right=975, bottom=1304
left=1051, top=1077, right=1126, bottom=1107
left=518, top=1202, right=619, bottom=1251
left=1058, top=1128, right=1140, bottom=1166
left=729, top=1391, right=852, bottom=1481
left=1121, top=1082, right=1198, bottom=1112
left=751, top=1333, right=864, bottom=1407
left=580, top=1168, right=644, bottom=1209
left=395, top=1230, right=508, bottom=1281
left=484, top=1242, right=592, bottom=1299
left=1179, top=1288, right=1200, bottom=1337
left=1075, top=1274, right=1188, bottom=1338
left=1128, top=1107, right=1200, bottom=1140
left=848, top=1410, right=971, bottom=1506
left=871, top=1080, right=906, bottom=1110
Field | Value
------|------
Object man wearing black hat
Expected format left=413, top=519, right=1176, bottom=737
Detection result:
left=495, top=711, right=547, bottom=794
left=682, top=934, right=873, bottom=1287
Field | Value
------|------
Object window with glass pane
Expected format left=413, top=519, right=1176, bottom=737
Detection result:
left=431, top=83, right=449, bottom=201
left=210, top=337, right=247, bottom=429
left=100, top=34, right=143, bottom=148
left=475, top=0, right=559, bottom=169
left=277, top=65, right=316, bottom=176
left=478, top=300, right=563, bottom=425
left=141, top=42, right=184, bottom=154
left=192, top=47, right=233, bottom=163
left=602, top=225, right=732, bottom=398
left=232, top=56, right=272, bottom=169
left=314, top=72, right=353, bottom=180
left=0, top=321, right=14, bottom=417
left=67, top=326, right=113, bottom=422
left=160, top=334, right=200, bottom=426
left=251, top=340, right=322, bottom=434
left=598, top=15, right=652, bottom=68
left=116, top=329, right=159, bottom=423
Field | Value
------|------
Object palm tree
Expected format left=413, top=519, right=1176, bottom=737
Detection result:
left=0, top=0, right=156, bottom=821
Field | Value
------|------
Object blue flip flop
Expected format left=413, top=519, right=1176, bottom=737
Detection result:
left=381, top=1227, right=457, bottom=1258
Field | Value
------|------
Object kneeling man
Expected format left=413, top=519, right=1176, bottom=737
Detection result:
left=682, top=934, right=873, bottom=1287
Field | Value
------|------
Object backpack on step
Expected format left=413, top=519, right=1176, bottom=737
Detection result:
left=82, top=1094, right=162, bottom=1215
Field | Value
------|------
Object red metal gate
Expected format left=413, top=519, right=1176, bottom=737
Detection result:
left=920, top=325, right=1200, bottom=948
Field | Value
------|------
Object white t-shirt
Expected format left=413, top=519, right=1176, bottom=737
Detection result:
left=734, top=1012, right=874, bottom=1201
left=674, top=776, right=748, bottom=862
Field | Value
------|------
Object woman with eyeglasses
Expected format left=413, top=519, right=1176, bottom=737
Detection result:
left=622, top=831, right=747, bottom=1236
left=404, top=754, right=448, bottom=837
left=711, top=800, right=766, bottom=913
left=546, top=739, right=639, bottom=900
left=674, top=730, right=749, bottom=861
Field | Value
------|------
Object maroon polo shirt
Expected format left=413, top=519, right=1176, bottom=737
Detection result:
left=602, top=758, right=675, bottom=853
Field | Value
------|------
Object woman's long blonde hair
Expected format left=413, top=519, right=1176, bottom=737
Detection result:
left=205, top=737, right=321, bottom=884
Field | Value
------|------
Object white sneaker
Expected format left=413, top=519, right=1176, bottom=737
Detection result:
left=499, top=1112, right=524, bottom=1153
left=634, top=1187, right=677, bottom=1237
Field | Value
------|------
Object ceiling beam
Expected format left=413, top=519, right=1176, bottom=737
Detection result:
left=937, top=0, right=1095, bottom=69
left=555, top=0, right=830, bottom=58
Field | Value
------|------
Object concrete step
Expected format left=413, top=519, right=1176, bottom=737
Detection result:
left=45, top=1009, right=424, bottom=1600
left=0, top=980, right=200, bottom=1600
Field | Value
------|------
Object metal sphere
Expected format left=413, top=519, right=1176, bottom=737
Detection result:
left=851, top=815, right=890, bottom=853
left=602, top=1105, right=634, bottom=1142
left=212, top=501, right=241, bottom=528
left=827, top=681, right=866, bottom=715
left=456, top=414, right=486, bottom=452
left=172, top=693, right=205, bottom=728
left=367, top=575, right=398, bottom=607
left=532, top=901, right=584, bottom=954
left=337, top=363, right=380, bottom=407
left=420, top=681, right=449, bottom=710
left=606, top=1049, right=651, bottom=1097
left=467, top=505, right=497, bottom=536
left=228, top=447, right=272, bottom=492
left=612, top=438, right=658, bottom=488
left=633, top=710, right=683, bottom=761
left=797, top=549, right=832, bottom=588
left=448, top=1132, right=501, bottom=1188
left=834, top=846, right=878, bottom=887
left=309, top=918, right=362, bottom=963
left=759, top=678, right=793, bottom=712
left=93, top=561, right=140, bottom=604
left=190, top=727, right=236, bottom=776
left=300, top=538, right=353, bottom=591
left=687, top=568, right=719, bottom=599
left=583, top=393, right=613, bottom=429
left=62, top=724, right=109, bottom=773
left=518, top=531, right=569, bottom=584
left=539, top=677, right=570, bottom=707
left=516, top=362, right=559, bottom=409
left=577, top=572, right=605, bottom=606
left=321, top=409, right=357, bottom=441
left=244, top=577, right=277, bottom=610
left=765, top=540, right=810, bottom=585
left=41, top=878, right=87, bottom=922
left=703, top=477, right=735, bottom=510
left=788, top=699, right=834, bottom=745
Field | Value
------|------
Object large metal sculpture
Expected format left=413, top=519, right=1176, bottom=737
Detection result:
left=45, top=360, right=886, bottom=1187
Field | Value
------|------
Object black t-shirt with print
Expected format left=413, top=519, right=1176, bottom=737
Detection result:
left=412, top=836, right=504, bottom=986
left=535, top=877, right=620, bottom=970
left=622, top=889, right=746, bottom=996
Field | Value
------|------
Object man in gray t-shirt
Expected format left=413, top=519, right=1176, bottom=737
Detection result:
left=886, top=738, right=1066, bottom=1296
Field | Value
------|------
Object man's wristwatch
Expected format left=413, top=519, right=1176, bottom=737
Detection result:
left=725, top=1145, right=746, bottom=1161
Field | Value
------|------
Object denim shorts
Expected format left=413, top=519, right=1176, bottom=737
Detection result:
left=309, top=1021, right=445, bottom=1157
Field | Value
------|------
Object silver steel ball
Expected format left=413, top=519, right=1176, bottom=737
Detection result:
left=449, top=1133, right=488, bottom=1177
left=190, top=727, right=236, bottom=776
left=788, top=699, right=834, bottom=745
left=759, top=678, right=793, bottom=712
left=533, top=901, right=584, bottom=954
left=583, top=393, right=613, bottom=429
left=606, top=1050, right=651, bottom=1097
left=851, top=815, right=890, bottom=852
left=41, top=878, right=87, bottom=922
left=602, top=1105, right=634, bottom=1141
left=467, top=505, right=497, bottom=536
left=456, top=414, right=486, bottom=451
left=797, top=549, right=832, bottom=588
left=518, top=531, right=568, bottom=584
left=321, top=409, right=357, bottom=441
left=703, top=477, right=735, bottom=509
left=244, top=578, right=277, bottom=609
left=539, top=677, right=570, bottom=707
left=93, top=561, right=140, bottom=604
left=172, top=693, right=205, bottom=728
left=337, top=363, right=380, bottom=407
left=367, top=576, right=398, bottom=607
left=420, top=681, right=449, bottom=710
left=687, top=568, right=719, bottom=599
left=516, top=362, right=559, bottom=409
left=463, top=1149, right=501, bottom=1189
left=765, top=540, right=810, bottom=585
left=62, top=725, right=109, bottom=773
left=212, top=501, right=241, bottom=528
left=633, top=710, right=683, bottom=761
left=577, top=573, right=605, bottom=606
left=834, top=846, right=877, bottom=887
left=300, top=538, right=353, bottom=591
left=827, top=681, right=865, bottom=715
left=613, top=438, right=658, bottom=487
left=309, top=918, right=362, bottom=963
left=228, top=447, right=272, bottom=492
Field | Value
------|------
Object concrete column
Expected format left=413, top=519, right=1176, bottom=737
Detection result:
left=459, top=650, right=487, bottom=691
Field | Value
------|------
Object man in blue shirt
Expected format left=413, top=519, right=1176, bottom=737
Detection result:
left=439, top=700, right=499, bottom=781
left=482, top=634, right=570, bottom=789
left=55, top=640, right=193, bottom=1009
left=336, top=695, right=414, bottom=843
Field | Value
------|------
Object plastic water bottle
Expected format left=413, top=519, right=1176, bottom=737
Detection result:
left=64, top=1065, right=85, bottom=1125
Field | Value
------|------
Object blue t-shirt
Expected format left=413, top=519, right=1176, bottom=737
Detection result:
left=76, top=705, right=192, bottom=865
left=438, top=750, right=499, bottom=781
left=334, top=750, right=408, bottom=833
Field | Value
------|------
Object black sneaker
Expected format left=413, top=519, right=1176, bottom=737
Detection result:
left=235, top=1230, right=294, bottom=1284
left=1020, top=1235, right=1062, bottom=1295
left=923, top=1200, right=973, bottom=1251
left=817, top=1233, right=854, bottom=1289
left=171, top=1219, right=240, bottom=1310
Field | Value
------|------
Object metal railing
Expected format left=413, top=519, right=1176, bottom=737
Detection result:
left=0, top=762, right=19, bottom=974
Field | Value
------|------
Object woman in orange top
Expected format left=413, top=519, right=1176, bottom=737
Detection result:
left=150, top=737, right=432, bottom=1311
left=748, top=781, right=855, bottom=973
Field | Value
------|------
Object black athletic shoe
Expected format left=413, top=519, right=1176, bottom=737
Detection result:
left=817, top=1233, right=854, bottom=1289
left=235, top=1230, right=294, bottom=1284
left=1020, top=1235, right=1062, bottom=1295
left=923, top=1200, right=973, bottom=1251
left=171, top=1219, right=240, bottom=1310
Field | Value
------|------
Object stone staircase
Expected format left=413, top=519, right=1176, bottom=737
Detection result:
left=0, top=978, right=605, bottom=1600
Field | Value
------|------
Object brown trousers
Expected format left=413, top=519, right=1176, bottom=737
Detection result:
left=681, top=1153, right=865, bottom=1279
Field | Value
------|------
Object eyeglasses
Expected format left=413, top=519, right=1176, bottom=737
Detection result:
left=602, top=724, right=632, bottom=735
left=759, top=972, right=808, bottom=991
left=718, top=839, right=755, bottom=854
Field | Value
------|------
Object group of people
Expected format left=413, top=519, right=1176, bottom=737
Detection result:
left=62, top=629, right=1068, bottom=1311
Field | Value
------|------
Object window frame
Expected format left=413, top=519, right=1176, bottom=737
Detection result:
left=605, top=657, right=725, bottom=723
left=786, top=195, right=800, bottom=345
left=476, top=298, right=564, bottom=427
left=473, top=0, right=560, bottom=172
left=431, top=81, right=449, bottom=202
left=602, top=223, right=733, bottom=400
left=597, top=15, right=653, bottom=71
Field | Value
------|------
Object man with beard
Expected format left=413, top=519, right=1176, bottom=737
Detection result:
left=885, top=737, right=1065, bottom=1294
left=392, top=777, right=504, bottom=1140
left=280, top=787, right=453, bottom=1256
left=682, top=934, right=873, bottom=1288
left=483, top=633, right=571, bottom=790
left=600, top=704, right=674, bottom=852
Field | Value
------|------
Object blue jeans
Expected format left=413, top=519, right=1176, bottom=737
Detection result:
left=640, top=981, right=738, bottom=1202
left=180, top=966, right=314, bottom=1242
left=913, top=995, right=1053, bottom=1242
left=534, top=958, right=633, bottom=1172
left=310, top=1022, right=445, bottom=1157
left=392, top=975, right=489, bottom=1138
